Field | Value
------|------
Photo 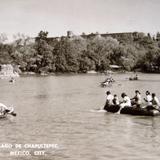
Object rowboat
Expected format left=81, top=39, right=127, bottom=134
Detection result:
left=104, top=104, right=160, bottom=116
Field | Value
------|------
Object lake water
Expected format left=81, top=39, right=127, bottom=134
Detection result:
left=0, top=73, right=160, bottom=160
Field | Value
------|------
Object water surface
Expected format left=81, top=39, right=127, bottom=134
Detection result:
left=0, top=73, right=160, bottom=160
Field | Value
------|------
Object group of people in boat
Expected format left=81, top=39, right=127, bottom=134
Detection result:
left=104, top=90, right=160, bottom=111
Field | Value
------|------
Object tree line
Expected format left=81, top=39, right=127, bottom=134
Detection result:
left=1, top=31, right=160, bottom=73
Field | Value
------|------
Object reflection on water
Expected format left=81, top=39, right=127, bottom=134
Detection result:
left=0, top=73, right=160, bottom=160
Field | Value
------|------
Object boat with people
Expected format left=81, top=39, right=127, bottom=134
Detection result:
left=103, top=90, right=160, bottom=116
left=0, top=110, right=16, bottom=119
left=129, top=74, right=139, bottom=81
left=0, top=104, right=17, bottom=119
left=104, top=104, right=160, bottom=116
left=0, top=112, right=16, bottom=119
left=9, top=77, right=15, bottom=83
left=100, top=77, right=115, bottom=87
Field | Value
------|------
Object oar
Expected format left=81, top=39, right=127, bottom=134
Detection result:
left=5, top=109, right=17, bottom=117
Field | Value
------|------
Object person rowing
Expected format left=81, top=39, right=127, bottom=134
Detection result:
left=0, top=103, right=16, bottom=117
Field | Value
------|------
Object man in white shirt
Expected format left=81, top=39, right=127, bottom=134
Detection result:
left=120, top=93, right=131, bottom=108
left=106, top=91, right=114, bottom=105
left=104, top=91, right=114, bottom=110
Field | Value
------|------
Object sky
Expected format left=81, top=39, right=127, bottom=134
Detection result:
left=0, top=0, right=160, bottom=40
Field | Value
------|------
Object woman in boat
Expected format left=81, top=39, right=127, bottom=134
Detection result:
left=120, top=93, right=131, bottom=108
left=131, top=90, right=142, bottom=108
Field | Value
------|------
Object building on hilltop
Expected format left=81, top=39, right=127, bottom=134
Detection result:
left=34, top=31, right=144, bottom=44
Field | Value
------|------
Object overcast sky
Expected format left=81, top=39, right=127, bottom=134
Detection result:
left=0, top=0, right=160, bottom=38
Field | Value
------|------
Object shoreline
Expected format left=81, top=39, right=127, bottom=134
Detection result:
left=19, top=70, right=153, bottom=77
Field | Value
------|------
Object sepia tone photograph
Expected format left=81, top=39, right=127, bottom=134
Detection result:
left=0, top=0, right=160, bottom=159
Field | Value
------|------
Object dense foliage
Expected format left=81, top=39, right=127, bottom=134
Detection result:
left=1, top=31, right=160, bottom=73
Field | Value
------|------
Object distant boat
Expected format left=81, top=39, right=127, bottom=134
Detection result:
left=9, top=77, right=15, bottom=83
left=129, top=75, right=139, bottom=81
left=100, top=77, right=115, bottom=87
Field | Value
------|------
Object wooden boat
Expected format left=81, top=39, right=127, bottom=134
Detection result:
left=104, top=104, right=160, bottom=116
left=120, top=106, right=160, bottom=116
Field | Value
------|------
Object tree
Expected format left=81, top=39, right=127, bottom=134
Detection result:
left=35, top=31, right=55, bottom=73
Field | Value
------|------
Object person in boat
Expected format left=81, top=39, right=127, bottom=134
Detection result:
left=151, top=93, right=160, bottom=109
left=144, top=91, right=152, bottom=106
left=113, top=94, right=119, bottom=105
left=104, top=91, right=114, bottom=110
left=135, top=74, right=138, bottom=80
left=120, top=93, right=131, bottom=108
left=9, top=77, right=15, bottom=83
left=0, top=103, right=16, bottom=116
left=129, top=74, right=138, bottom=80
left=131, top=90, right=142, bottom=108
left=145, top=93, right=160, bottom=111
left=0, top=103, right=11, bottom=115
